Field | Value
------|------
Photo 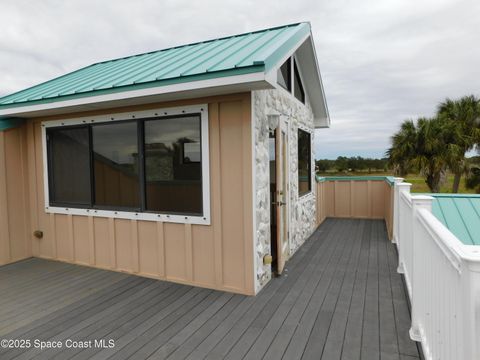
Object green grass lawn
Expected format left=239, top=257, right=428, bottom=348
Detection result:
left=403, top=175, right=475, bottom=193
left=317, top=171, right=477, bottom=194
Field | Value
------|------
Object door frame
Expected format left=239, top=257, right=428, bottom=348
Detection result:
left=271, top=115, right=290, bottom=274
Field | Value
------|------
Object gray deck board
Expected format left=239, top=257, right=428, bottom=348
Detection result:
left=320, top=220, right=365, bottom=360
left=0, top=219, right=420, bottom=360
left=31, top=280, right=172, bottom=360
left=0, top=269, right=125, bottom=329
left=361, top=220, right=381, bottom=360
left=301, top=219, right=358, bottom=360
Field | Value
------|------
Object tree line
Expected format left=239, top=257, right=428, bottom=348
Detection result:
left=316, top=156, right=389, bottom=173
left=387, top=95, right=480, bottom=193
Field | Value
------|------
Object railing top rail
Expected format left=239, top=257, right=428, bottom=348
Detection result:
left=417, top=208, right=480, bottom=266
left=430, top=193, right=480, bottom=199
left=414, top=193, right=480, bottom=199
left=315, top=175, right=396, bottom=186
left=399, top=187, right=414, bottom=206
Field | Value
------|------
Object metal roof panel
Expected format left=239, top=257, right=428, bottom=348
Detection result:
left=431, top=194, right=480, bottom=245
left=0, top=23, right=308, bottom=108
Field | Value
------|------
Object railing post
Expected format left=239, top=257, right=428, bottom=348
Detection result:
left=409, top=195, right=434, bottom=343
left=460, top=259, right=480, bottom=359
left=395, top=181, right=411, bottom=274
left=392, top=177, right=404, bottom=244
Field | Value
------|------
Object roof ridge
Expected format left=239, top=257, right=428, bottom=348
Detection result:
left=93, top=22, right=306, bottom=66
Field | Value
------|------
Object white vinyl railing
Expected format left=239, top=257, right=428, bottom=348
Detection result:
left=394, top=181, right=480, bottom=360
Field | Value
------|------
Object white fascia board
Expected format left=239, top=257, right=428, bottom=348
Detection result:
left=264, top=34, right=330, bottom=129
left=0, top=72, right=271, bottom=119
left=307, top=33, right=330, bottom=127
left=263, top=31, right=310, bottom=87
left=266, top=32, right=311, bottom=75
left=314, top=117, right=330, bottom=128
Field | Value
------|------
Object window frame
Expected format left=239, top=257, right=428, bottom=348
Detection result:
left=41, top=104, right=211, bottom=225
left=297, top=127, right=312, bottom=197
left=142, top=114, right=204, bottom=215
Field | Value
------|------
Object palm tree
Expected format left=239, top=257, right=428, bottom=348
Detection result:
left=387, top=117, right=448, bottom=192
left=465, top=166, right=480, bottom=193
left=437, top=95, right=480, bottom=192
left=386, top=120, right=417, bottom=177
left=412, top=117, right=449, bottom=193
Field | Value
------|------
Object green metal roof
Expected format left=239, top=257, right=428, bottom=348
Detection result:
left=431, top=194, right=480, bottom=245
left=0, top=23, right=310, bottom=109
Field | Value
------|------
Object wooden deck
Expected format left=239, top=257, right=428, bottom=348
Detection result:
left=0, top=219, right=420, bottom=360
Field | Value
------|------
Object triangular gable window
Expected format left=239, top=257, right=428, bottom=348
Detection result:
left=277, top=57, right=306, bottom=104
left=293, top=60, right=305, bottom=104
left=277, top=58, right=291, bottom=91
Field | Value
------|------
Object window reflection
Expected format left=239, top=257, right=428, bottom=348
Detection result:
left=294, top=60, right=305, bottom=104
left=144, top=116, right=202, bottom=215
left=277, top=58, right=291, bottom=91
left=298, top=129, right=311, bottom=195
left=92, top=122, right=140, bottom=208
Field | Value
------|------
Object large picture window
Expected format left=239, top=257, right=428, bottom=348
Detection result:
left=45, top=107, right=209, bottom=223
left=298, top=129, right=312, bottom=196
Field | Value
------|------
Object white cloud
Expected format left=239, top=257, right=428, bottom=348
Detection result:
left=1, top=0, right=479, bottom=159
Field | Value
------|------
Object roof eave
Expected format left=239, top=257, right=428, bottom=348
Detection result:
left=304, top=32, right=330, bottom=129
left=0, top=71, right=272, bottom=119
left=314, top=116, right=330, bottom=128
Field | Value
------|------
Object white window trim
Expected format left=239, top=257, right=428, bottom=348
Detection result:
left=41, top=104, right=211, bottom=225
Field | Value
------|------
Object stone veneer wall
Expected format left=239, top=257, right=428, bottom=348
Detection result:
left=252, top=89, right=317, bottom=293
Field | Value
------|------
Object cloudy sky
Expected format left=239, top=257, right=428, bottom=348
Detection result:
left=1, top=0, right=479, bottom=159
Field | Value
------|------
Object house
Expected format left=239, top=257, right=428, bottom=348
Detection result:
left=0, top=22, right=329, bottom=295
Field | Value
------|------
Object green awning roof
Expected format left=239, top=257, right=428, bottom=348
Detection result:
left=431, top=194, right=480, bottom=245
left=0, top=23, right=310, bottom=110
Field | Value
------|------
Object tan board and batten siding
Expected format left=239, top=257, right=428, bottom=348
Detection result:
left=0, top=126, right=32, bottom=265
left=0, top=93, right=255, bottom=295
left=316, top=179, right=394, bottom=240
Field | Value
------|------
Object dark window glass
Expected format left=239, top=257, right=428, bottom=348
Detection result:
left=47, top=127, right=91, bottom=205
left=298, top=129, right=311, bottom=196
left=46, top=114, right=204, bottom=216
left=92, top=122, right=140, bottom=209
left=144, top=115, right=202, bottom=215
left=294, top=60, right=305, bottom=104
left=277, top=58, right=291, bottom=91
